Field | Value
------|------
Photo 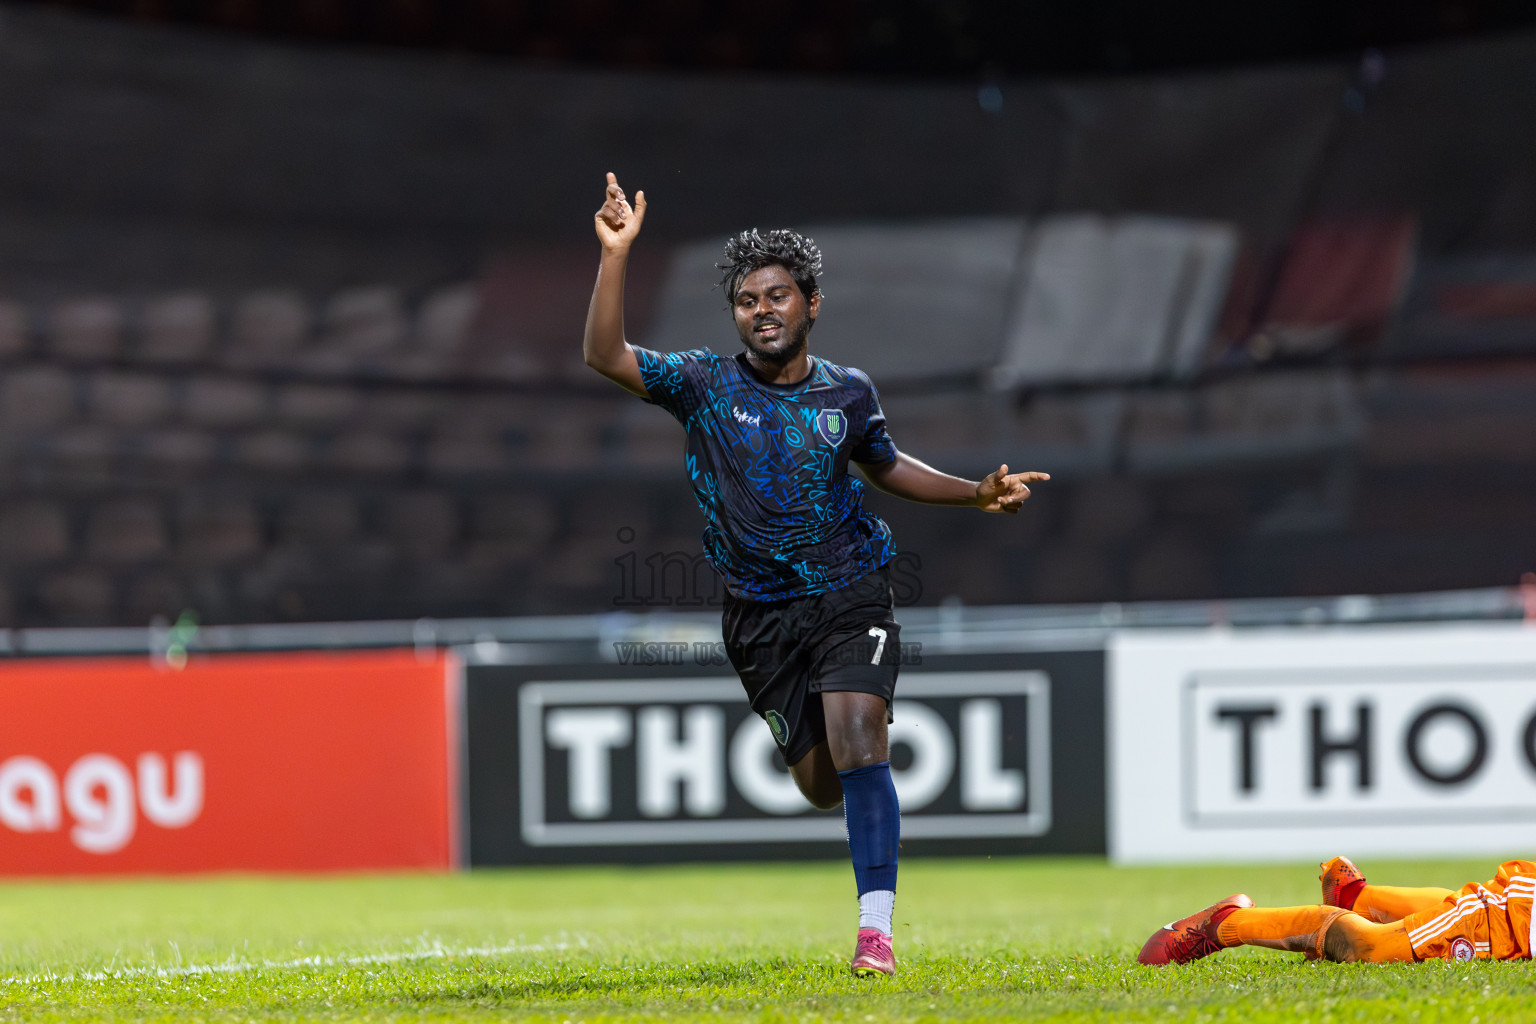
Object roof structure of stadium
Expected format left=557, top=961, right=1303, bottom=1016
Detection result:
left=13, top=0, right=1536, bottom=78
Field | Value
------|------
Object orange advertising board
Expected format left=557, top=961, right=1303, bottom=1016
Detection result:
left=0, top=649, right=458, bottom=874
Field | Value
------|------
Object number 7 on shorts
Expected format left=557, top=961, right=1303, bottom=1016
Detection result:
left=867, top=626, right=887, bottom=665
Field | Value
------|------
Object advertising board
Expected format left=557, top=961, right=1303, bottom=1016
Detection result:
left=465, top=651, right=1104, bottom=864
left=0, top=650, right=457, bottom=874
left=1109, top=625, right=1536, bottom=862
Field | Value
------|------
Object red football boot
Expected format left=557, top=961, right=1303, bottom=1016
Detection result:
left=1319, top=856, right=1367, bottom=911
left=850, top=928, right=895, bottom=977
left=1137, top=893, right=1254, bottom=966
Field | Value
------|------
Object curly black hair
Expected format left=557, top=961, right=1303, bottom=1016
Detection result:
left=716, top=228, right=823, bottom=305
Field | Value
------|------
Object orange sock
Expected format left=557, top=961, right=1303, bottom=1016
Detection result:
left=1217, top=906, right=1347, bottom=957
left=1324, top=912, right=1416, bottom=962
left=1350, top=884, right=1453, bottom=923
left=1218, top=907, right=1418, bottom=962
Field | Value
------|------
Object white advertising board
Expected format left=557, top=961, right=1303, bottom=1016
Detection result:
left=1109, top=625, right=1536, bottom=863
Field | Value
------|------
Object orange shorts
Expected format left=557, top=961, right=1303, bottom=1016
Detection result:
left=1403, top=860, right=1535, bottom=961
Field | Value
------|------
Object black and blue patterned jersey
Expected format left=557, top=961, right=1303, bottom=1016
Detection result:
left=633, top=346, right=899, bottom=602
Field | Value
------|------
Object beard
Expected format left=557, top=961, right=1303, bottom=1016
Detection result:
left=738, top=311, right=813, bottom=367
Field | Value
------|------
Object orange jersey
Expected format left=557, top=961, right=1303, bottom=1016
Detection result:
left=1403, top=860, right=1535, bottom=961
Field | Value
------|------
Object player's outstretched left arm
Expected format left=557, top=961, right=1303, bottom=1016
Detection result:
left=858, top=453, right=1048, bottom=514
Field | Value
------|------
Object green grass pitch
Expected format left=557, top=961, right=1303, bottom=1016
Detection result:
left=2, top=856, right=1532, bottom=1022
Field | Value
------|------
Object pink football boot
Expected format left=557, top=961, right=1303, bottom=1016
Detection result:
left=850, top=928, right=895, bottom=977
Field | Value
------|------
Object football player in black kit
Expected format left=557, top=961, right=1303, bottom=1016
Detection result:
left=583, top=172, right=1048, bottom=976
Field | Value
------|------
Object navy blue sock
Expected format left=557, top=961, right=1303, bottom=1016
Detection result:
left=838, top=761, right=899, bottom=895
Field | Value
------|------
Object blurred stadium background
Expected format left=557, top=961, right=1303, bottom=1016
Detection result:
left=0, top=0, right=1531, bottom=886
left=0, top=1, right=1532, bottom=629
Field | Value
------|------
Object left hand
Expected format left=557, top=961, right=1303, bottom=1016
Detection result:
left=975, top=464, right=1050, bottom=514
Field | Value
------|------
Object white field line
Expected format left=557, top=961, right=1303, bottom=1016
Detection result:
left=3, top=939, right=572, bottom=987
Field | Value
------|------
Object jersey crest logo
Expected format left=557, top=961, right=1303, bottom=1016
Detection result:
left=765, top=709, right=790, bottom=747
left=815, top=408, right=847, bottom=447
left=1450, top=937, right=1475, bottom=961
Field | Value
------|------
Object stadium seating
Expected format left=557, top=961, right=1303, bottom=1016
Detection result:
left=84, top=497, right=169, bottom=566
left=233, top=430, right=311, bottom=473
left=0, top=5, right=1527, bottom=636
left=139, top=294, right=216, bottom=365
left=0, top=300, right=29, bottom=358
left=175, top=497, right=263, bottom=567
left=183, top=376, right=268, bottom=428
left=229, top=292, right=310, bottom=370
left=0, top=501, right=71, bottom=566
left=90, top=370, right=174, bottom=426
left=38, top=564, right=116, bottom=624
left=0, top=248, right=1525, bottom=627
left=2, top=365, right=76, bottom=429
left=50, top=298, right=123, bottom=363
left=1387, top=252, right=1536, bottom=360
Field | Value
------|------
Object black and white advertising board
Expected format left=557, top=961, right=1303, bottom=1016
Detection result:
left=1109, top=626, right=1536, bottom=863
left=465, top=652, right=1104, bottom=864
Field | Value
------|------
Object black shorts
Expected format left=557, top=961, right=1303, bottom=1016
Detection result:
left=722, top=565, right=901, bottom=766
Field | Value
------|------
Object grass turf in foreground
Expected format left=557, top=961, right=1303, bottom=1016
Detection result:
left=0, top=856, right=1531, bottom=1022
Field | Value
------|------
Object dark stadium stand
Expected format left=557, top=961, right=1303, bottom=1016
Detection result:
left=0, top=7, right=1529, bottom=627
left=0, top=260, right=1529, bottom=626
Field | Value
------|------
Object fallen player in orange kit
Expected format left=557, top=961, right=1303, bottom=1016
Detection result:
left=1139, top=856, right=1535, bottom=964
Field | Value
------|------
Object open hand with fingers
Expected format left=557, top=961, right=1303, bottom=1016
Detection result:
left=975, top=464, right=1050, bottom=513
left=594, top=171, right=647, bottom=252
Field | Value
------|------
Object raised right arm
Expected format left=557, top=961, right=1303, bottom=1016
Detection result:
left=583, top=172, right=648, bottom=397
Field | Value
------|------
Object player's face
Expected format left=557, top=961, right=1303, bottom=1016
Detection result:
left=732, top=265, right=818, bottom=365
